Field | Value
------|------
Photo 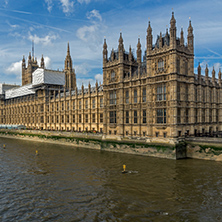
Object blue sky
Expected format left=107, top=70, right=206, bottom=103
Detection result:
left=1, top=0, right=222, bottom=86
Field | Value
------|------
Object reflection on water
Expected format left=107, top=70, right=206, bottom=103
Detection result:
left=0, top=137, right=222, bottom=221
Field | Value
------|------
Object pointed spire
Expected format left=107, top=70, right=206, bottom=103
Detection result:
left=188, top=20, right=193, bottom=34
left=129, top=45, right=132, bottom=62
left=22, top=55, right=26, bottom=68
left=147, top=21, right=153, bottom=53
left=212, top=67, right=216, bottom=82
left=219, top=69, right=221, bottom=85
left=180, top=28, right=184, bottom=46
left=170, top=12, right=176, bottom=29
left=118, top=32, right=124, bottom=51
left=88, top=82, right=91, bottom=91
left=147, top=21, right=152, bottom=35
left=95, top=81, right=98, bottom=89
left=159, top=32, right=162, bottom=48
left=28, top=52, right=32, bottom=64
left=67, top=41, right=70, bottom=56
left=198, top=62, right=201, bottom=76
left=103, top=38, right=108, bottom=63
left=205, top=65, right=209, bottom=83
left=187, top=19, right=194, bottom=52
left=41, top=54, right=45, bottom=68
left=170, top=12, right=177, bottom=48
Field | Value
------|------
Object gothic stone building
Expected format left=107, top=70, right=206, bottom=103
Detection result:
left=0, top=12, right=222, bottom=139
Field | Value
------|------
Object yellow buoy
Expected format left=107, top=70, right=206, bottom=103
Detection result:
left=3, top=144, right=5, bottom=149
left=36, top=150, right=38, bottom=156
left=123, top=165, right=126, bottom=172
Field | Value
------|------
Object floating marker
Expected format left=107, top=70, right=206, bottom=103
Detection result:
left=3, top=144, right=5, bottom=149
left=36, top=150, right=38, bottom=156
left=122, top=164, right=128, bottom=174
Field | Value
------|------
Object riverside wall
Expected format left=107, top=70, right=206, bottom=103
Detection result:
left=1, top=130, right=222, bottom=161
left=0, top=129, right=184, bottom=160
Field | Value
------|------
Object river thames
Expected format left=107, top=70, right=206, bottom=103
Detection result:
left=0, top=137, right=222, bottom=221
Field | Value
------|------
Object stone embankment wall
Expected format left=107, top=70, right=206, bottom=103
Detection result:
left=185, top=138, right=222, bottom=161
left=0, top=129, right=182, bottom=160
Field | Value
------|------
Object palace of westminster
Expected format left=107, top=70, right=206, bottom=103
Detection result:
left=0, top=12, right=222, bottom=139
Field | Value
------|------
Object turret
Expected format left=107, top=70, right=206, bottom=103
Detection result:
left=22, top=55, right=26, bottom=69
left=205, top=65, right=209, bottom=84
left=170, top=12, right=176, bottom=48
left=146, top=21, right=152, bottom=54
left=28, top=52, right=32, bottom=65
left=180, top=28, right=184, bottom=46
left=103, top=38, right=108, bottom=64
left=118, top=32, right=124, bottom=52
left=187, top=20, right=194, bottom=52
left=137, top=38, right=141, bottom=64
left=198, top=63, right=201, bottom=76
left=129, top=45, right=132, bottom=62
left=64, top=42, right=76, bottom=90
left=159, top=32, right=162, bottom=48
left=212, top=67, right=216, bottom=83
left=41, top=55, right=45, bottom=68
left=88, top=82, right=91, bottom=93
left=219, top=69, right=221, bottom=86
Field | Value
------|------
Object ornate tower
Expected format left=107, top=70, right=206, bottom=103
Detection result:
left=64, top=42, right=76, bottom=90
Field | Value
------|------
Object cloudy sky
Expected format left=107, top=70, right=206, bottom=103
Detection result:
left=1, top=0, right=222, bottom=86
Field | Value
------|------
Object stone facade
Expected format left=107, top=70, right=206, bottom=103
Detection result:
left=0, top=12, right=222, bottom=139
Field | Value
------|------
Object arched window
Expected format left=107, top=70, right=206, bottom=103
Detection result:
left=111, top=71, right=115, bottom=80
left=158, top=59, right=164, bottom=71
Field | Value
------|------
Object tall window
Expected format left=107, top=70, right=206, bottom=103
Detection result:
left=61, top=102, right=64, bottom=111
left=73, top=101, right=75, bottom=110
left=185, top=61, right=188, bottom=75
left=92, top=114, right=95, bottom=123
left=79, top=114, right=81, bottom=123
left=92, top=99, right=95, bottom=109
left=100, top=113, right=103, bottom=123
left=126, top=111, right=129, bottom=123
left=73, top=115, right=75, bottom=123
left=157, top=109, right=166, bottom=124
left=110, top=111, right=116, bottom=123
left=158, top=59, right=164, bottom=71
left=85, top=114, right=88, bottom=123
left=203, top=88, right=205, bottom=102
left=143, top=110, right=146, bottom=123
left=100, top=98, right=103, bottom=107
left=125, top=90, right=129, bottom=104
left=157, top=84, right=166, bottom=101
left=79, top=101, right=81, bottom=109
left=209, top=109, right=212, bottom=122
left=195, top=88, right=197, bottom=102
left=195, top=108, right=198, bottom=123
left=111, top=71, right=115, bottom=81
left=67, top=115, right=69, bottom=123
left=185, top=108, right=189, bottom=123
left=109, top=91, right=116, bottom=105
left=177, top=108, right=181, bottom=124
left=185, top=84, right=189, bottom=101
left=67, top=102, right=69, bottom=110
left=142, top=88, right=146, bottom=102
left=134, top=111, right=137, bottom=123
left=134, top=89, right=137, bottom=103
left=202, top=109, right=205, bottom=123
left=85, top=100, right=88, bottom=109
left=177, top=82, right=180, bottom=101
left=177, top=59, right=180, bottom=74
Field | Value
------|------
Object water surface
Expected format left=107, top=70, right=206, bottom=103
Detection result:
left=0, top=137, right=222, bottom=221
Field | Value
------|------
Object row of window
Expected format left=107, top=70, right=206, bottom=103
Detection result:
left=109, top=84, right=167, bottom=105
left=109, top=109, right=166, bottom=124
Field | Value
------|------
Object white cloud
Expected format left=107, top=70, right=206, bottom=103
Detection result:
left=45, top=0, right=53, bottom=13
left=95, top=73, right=103, bottom=83
left=44, top=56, right=51, bottom=69
left=77, top=0, right=91, bottom=4
left=28, top=32, right=57, bottom=45
left=6, top=21, right=19, bottom=29
left=76, top=10, right=106, bottom=50
left=5, top=60, right=22, bottom=77
left=87, top=9, right=102, bottom=22
left=59, top=0, right=74, bottom=14
left=4, top=0, right=8, bottom=7
left=75, top=63, right=91, bottom=76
